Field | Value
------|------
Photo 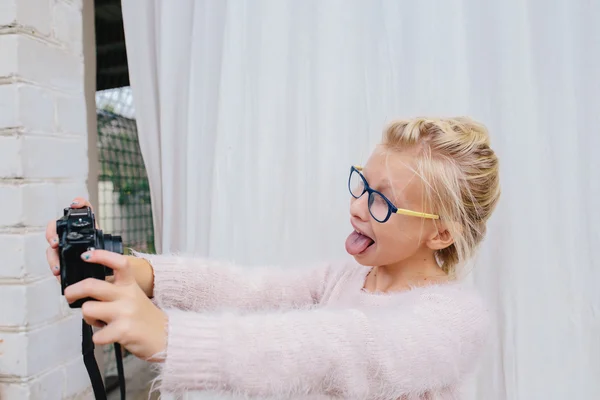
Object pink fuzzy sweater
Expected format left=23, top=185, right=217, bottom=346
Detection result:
left=135, top=253, right=490, bottom=399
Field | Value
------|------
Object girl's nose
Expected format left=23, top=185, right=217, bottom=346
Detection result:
left=349, top=193, right=370, bottom=222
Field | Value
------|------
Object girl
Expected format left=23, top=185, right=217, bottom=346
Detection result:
left=46, top=117, right=500, bottom=399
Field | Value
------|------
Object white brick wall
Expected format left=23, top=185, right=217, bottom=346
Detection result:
left=0, top=0, right=93, bottom=398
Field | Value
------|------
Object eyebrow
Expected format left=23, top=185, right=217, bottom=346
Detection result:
left=361, top=169, right=390, bottom=192
left=372, top=180, right=395, bottom=199
left=373, top=180, right=390, bottom=192
left=370, top=177, right=405, bottom=204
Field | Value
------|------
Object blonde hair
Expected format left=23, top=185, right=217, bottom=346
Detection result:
left=382, top=117, right=501, bottom=276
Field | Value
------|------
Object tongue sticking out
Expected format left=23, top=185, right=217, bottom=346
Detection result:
left=345, top=231, right=375, bottom=255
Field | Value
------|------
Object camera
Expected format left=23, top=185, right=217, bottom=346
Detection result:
left=57, top=206, right=123, bottom=308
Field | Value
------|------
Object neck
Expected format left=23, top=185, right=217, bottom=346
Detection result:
left=373, top=249, right=448, bottom=291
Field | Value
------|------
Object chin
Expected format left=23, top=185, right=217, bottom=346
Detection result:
left=352, top=257, right=374, bottom=267
left=350, top=246, right=377, bottom=266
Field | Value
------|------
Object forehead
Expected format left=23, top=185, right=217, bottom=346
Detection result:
left=362, top=147, right=423, bottom=202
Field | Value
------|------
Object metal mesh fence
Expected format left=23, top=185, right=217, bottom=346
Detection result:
left=95, top=87, right=155, bottom=381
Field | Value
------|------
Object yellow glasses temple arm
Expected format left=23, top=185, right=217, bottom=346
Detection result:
left=395, top=208, right=439, bottom=219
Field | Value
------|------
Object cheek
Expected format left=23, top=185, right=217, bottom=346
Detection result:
left=374, top=218, right=421, bottom=254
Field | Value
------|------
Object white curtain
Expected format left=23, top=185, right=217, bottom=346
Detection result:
left=122, top=1, right=600, bottom=399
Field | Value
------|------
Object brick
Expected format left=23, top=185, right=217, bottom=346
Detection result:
left=0, top=184, right=22, bottom=226
left=0, top=0, right=53, bottom=35
left=0, top=232, right=53, bottom=279
left=53, top=0, right=83, bottom=54
left=0, top=285, right=27, bottom=324
left=0, top=381, right=30, bottom=399
left=0, top=136, right=22, bottom=177
left=0, top=35, right=18, bottom=76
left=0, top=35, right=83, bottom=92
left=0, top=361, right=92, bottom=399
left=56, top=93, right=87, bottom=134
left=19, top=84, right=56, bottom=132
left=21, top=136, right=88, bottom=179
left=27, top=314, right=82, bottom=376
left=25, top=232, right=55, bottom=279
left=21, top=183, right=58, bottom=226
left=0, top=278, right=62, bottom=326
left=0, top=234, right=26, bottom=278
left=0, top=0, right=17, bottom=26
left=0, top=84, right=18, bottom=128
left=18, top=36, right=83, bottom=92
left=26, top=279, right=64, bottom=326
left=0, top=362, right=65, bottom=400
left=63, top=355, right=92, bottom=398
left=0, top=84, right=55, bottom=133
left=21, top=365, right=65, bottom=400
left=0, top=314, right=81, bottom=377
left=0, top=329, right=28, bottom=376
left=0, top=283, right=26, bottom=320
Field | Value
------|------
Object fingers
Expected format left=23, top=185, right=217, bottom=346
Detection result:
left=46, top=196, right=92, bottom=248
left=92, top=322, right=123, bottom=345
left=83, top=313, right=107, bottom=328
left=70, top=197, right=93, bottom=210
left=47, top=196, right=95, bottom=283
left=46, top=246, right=60, bottom=277
left=64, top=278, right=120, bottom=304
left=82, top=301, right=118, bottom=328
left=46, top=220, right=59, bottom=248
left=69, top=197, right=100, bottom=229
left=81, top=250, right=135, bottom=285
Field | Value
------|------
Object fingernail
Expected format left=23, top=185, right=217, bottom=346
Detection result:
left=52, top=237, right=58, bottom=244
left=71, top=201, right=79, bottom=205
left=81, top=252, right=91, bottom=260
left=54, top=265, right=59, bottom=271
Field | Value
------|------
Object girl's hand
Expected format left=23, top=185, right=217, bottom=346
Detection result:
left=46, top=197, right=99, bottom=282
left=64, top=249, right=167, bottom=361
left=46, top=197, right=155, bottom=296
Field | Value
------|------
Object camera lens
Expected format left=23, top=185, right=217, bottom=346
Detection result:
left=103, top=234, right=124, bottom=255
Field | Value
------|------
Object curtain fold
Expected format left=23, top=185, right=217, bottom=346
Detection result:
left=122, top=1, right=600, bottom=398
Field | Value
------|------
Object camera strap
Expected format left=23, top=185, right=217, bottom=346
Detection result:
left=82, top=319, right=126, bottom=400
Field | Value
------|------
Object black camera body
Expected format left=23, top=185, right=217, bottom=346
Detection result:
left=57, top=206, right=123, bottom=309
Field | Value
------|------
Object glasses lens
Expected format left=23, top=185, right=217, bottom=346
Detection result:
left=368, top=191, right=390, bottom=222
left=349, top=169, right=365, bottom=198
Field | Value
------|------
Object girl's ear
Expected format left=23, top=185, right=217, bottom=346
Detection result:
left=426, top=223, right=455, bottom=251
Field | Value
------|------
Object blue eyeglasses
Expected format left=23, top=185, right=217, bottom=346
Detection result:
left=348, top=165, right=440, bottom=223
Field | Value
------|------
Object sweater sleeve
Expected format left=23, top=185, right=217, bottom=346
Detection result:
left=154, top=289, right=490, bottom=398
left=131, top=251, right=342, bottom=312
